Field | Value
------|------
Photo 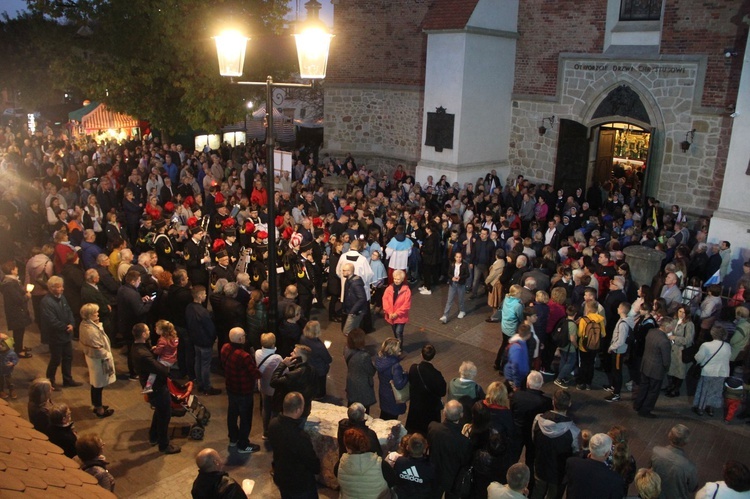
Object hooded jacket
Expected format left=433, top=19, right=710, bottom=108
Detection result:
left=532, top=410, right=580, bottom=482
left=501, top=295, right=523, bottom=337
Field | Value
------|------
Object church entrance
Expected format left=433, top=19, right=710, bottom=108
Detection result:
left=593, top=122, right=651, bottom=192
left=553, top=83, right=661, bottom=199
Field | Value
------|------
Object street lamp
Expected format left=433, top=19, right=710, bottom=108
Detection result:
left=215, top=0, right=332, bottom=335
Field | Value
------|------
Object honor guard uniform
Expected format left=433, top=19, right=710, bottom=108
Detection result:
left=238, top=220, right=255, bottom=249
left=210, top=201, right=230, bottom=241
left=136, top=215, right=155, bottom=254
left=211, top=249, right=235, bottom=286
left=249, top=231, right=269, bottom=289
left=294, top=241, right=316, bottom=319
left=223, top=228, right=240, bottom=267
left=184, top=226, right=210, bottom=287
left=153, top=219, right=176, bottom=271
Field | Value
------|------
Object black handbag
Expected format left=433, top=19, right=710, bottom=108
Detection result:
left=681, top=343, right=698, bottom=364
left=451, top=464, right=474, bottom=499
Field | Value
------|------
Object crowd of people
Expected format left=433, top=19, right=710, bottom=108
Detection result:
left=1, top=122, right=750, bottom=497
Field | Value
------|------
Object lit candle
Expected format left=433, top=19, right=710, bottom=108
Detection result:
left=26, top=284, right=35, bottom=293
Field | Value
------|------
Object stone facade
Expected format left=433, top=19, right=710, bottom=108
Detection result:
left=323, top=84, right=423, bottom=174
left=509, top=56, right=725, bottom=215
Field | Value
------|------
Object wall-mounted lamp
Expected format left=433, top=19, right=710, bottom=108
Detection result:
left=724, top=48, right=738, bottom=58
left=538, top=116, right=555, bottom=136
left=680, top=129, right=696, bottom=153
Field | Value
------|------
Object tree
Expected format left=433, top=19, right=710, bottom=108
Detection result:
left=0, top=11, right=76, bottom=110
left=25, top=0, right=295, bottom=135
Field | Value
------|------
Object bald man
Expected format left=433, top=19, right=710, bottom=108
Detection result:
left=341, top=263, right=368, bottom=336
left=219, top=327, right=261, bottom=453
left=191, top=448, right=249, bottom=498
left=427, top=400, right=472, bottom=498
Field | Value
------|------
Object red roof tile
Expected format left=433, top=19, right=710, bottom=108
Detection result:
left=0, top=399, right=116, bottom=497
left=422, top=0, right=480, bottom=30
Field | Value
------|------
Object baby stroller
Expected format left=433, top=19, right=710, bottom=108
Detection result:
left=166, top=378, right=211, bottom=440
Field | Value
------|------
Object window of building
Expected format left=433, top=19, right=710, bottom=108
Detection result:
left=619, top=0, right=661, bottom=21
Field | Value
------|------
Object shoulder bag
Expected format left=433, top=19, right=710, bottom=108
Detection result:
left=390, top=364, right=410, bottom=403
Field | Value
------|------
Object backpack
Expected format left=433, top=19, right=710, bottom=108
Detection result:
left=552, top=317, right=575, bottom=348
left=581, top=316, right=602, bottom=351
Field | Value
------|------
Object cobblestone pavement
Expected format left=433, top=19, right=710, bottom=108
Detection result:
left=3, top=285, right=750, bottom=497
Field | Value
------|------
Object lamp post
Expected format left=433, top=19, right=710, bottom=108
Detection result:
left=215, top=0, right=332, bottom=335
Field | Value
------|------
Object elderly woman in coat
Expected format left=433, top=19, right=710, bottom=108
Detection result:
left=665, top=305, right=695, bottom=398
left=692, top=325, right=732, bottom=417
left=344, top=328, right=377, bottom=413
left=382, top=269, right=412, bottom=346
left=79, top=303, right=116, bottom=418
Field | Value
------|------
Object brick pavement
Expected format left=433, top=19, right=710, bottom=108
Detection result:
left=2, top=285, right=750, bottom=498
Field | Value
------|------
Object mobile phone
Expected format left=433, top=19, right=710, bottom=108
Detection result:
left=150, top=292, right=157, bottom=300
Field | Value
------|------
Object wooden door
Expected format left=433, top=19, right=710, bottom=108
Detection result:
left=595, top=129, right=616, bottom=185
left=554, top=119, right=589, bottom=195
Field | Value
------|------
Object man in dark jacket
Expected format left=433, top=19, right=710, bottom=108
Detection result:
left=532, top=389, right=580, bottom=499
left=41, top=276, right=81, bottom=389
left=117, top=269, right=153, bottom=379
left=191, top=448, right=247, bottom=499
left=341, top=263, right=367, bottom=336
left=268, top=392, right=321, bottom=498
left=270, top=344, right=317, bottom=419
left=131, top=322, right=179, bottom=454
left=427, top=400, right=472, bottom=499
left=405, top=343, right=447, bottom=435
left=81, top=269, right=113, bottom=340
left=186, top=285, right=221, bottom=395
left=511, top=371, right=552, bottom=482
left=564, top=433, right=624, bottom=499
left=633, top=316, right=673, bottom=418
left=166, top=269, right=195, bottom=379
left=336, top=402, right=383, bottom=458
left=469, top=228, right=495, bottom=299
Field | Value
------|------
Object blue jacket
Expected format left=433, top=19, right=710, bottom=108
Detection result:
left=343, top=275, right=367, bottom=315
left=185, top=302, right=216, bottom=348
left=503, top=335, right=530, bottom=388
left=80, top=241, right=103, bottom=270
left=374, top=354, right=408, bottom=415
left=501, top=295, right=523, bottom=337
left=40, top=293, right=75, bottom=345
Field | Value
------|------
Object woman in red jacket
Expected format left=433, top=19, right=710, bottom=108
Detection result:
left=382, top=269, right=412, bottom=346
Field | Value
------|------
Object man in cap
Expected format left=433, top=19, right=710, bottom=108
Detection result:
left=153, top=218, right=176, bottom=272
left=211, top=249, right=235, bottom=285
left=185, top=226, right=210, bottom=287
left=294, top=241, right=316, bottom=320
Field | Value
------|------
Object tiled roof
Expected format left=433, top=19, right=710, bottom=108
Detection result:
left=421, top=0, right=480, bottom=30
left=0, top=400, right=116, bottom=497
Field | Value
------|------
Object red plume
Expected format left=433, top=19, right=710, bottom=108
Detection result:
left=215, top=192, right=225, bottom=204
left=244, top=221, right=255, bottom=234
left=183, top=196, right=194, bottom=208
left=312, top=217, right=323, bottom=228
left=187, top=216, right=198, bottom=228
left=163, top=201, right=175, bottom=213
left=212, top=238, right=226, bottom=253
left=221, top=217, right=236, bottom=229
left=282, top=226, right=294, bottom=240
left=275, top=215, right=284, bottom=228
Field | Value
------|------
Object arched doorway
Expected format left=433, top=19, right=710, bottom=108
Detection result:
left=554, top=83, right=661, bottom=198
left=593, top=122, right=651, bottom=191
